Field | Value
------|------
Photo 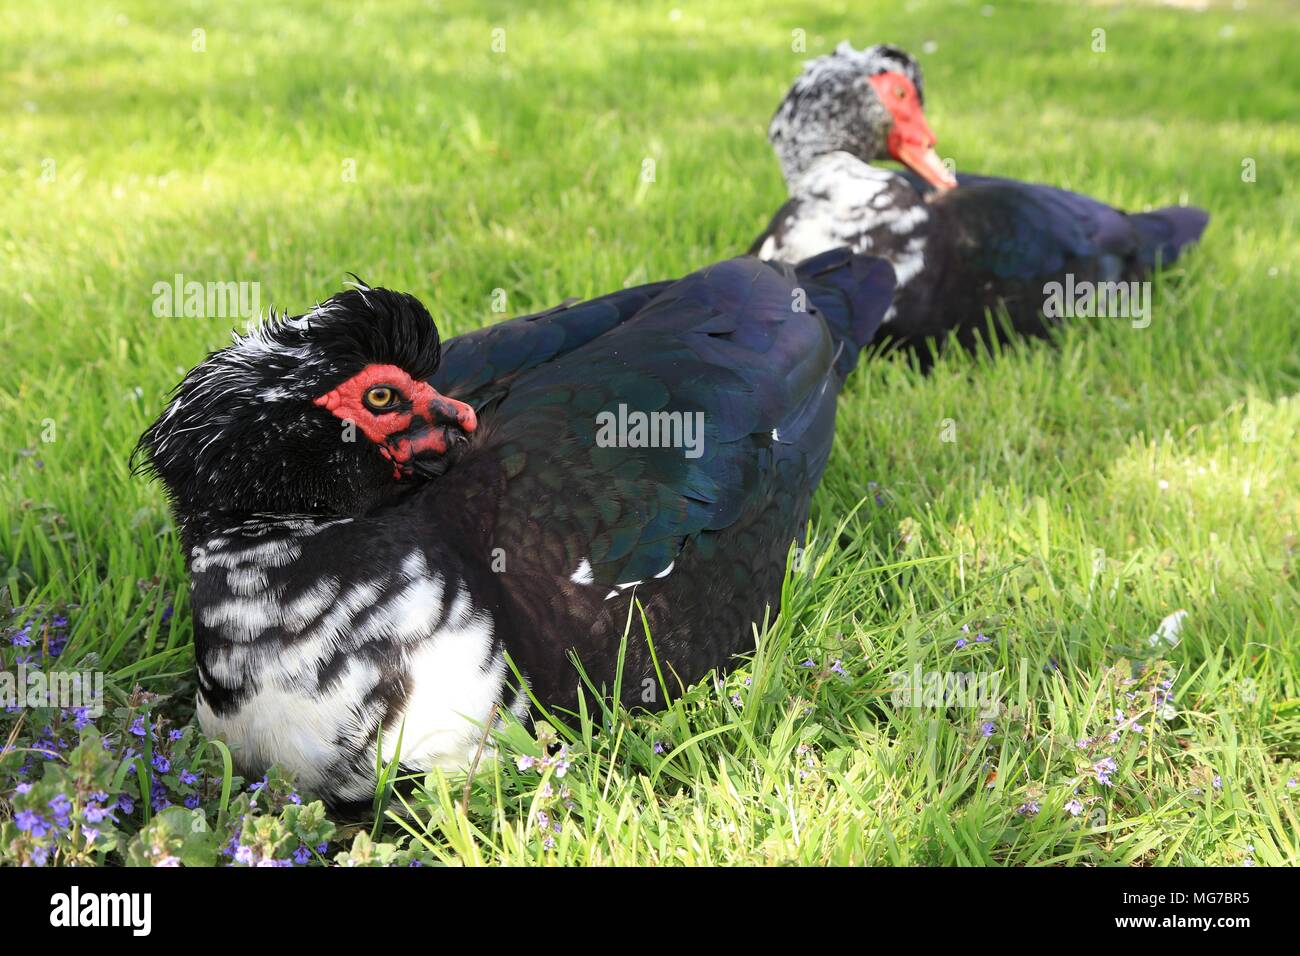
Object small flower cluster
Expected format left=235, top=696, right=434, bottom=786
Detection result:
left=797, top=657, right=849, bottom=681
left=714, top=668, right=768, bottom=711
left=0, top=716, right=156, bottom=866
left=533, top=806, right=565, bottom=851
left=6, top=608, right=71, bottom=666
left=1049, top=661, right=1181, bottom=824
left=514, top=748, right=574, bottom=776
left=3, top=607, right=74, bottom=749
left=954, top=623, right=994, bottom=651
left=513, top=723, right=578, bottom=852
left=513, top=723, right=575, bottom=776
left=1, top=608, right=354, bottom=867
left=795, top=742, right=820, bottom=784
left=218, top=768, right=325, bottom=867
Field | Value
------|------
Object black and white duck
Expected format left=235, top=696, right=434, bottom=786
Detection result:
left=136, top=251, right=895, bottom=806
left=752, top=43, right=1209, bottom=357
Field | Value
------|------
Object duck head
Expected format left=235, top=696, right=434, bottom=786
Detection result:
left=768, top=42, right=955, bottom=190
left=135, top=282, right=476, bottom=545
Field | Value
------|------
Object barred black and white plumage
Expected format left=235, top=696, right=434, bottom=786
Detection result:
left=137, top=253, right=896, bottom=807
left=752, top=43, right=1209, bottom=359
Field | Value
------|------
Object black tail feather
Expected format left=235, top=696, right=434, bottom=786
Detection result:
left=793, top=247, right=897, bottom=377
left=1129, top=205, right=1210, bottom=269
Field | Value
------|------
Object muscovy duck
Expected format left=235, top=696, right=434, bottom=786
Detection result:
left=752, top=43, right=1209, bottom=356
left=136, top=250, right=895, bottom=806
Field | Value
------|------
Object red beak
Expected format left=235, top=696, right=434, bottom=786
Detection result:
left=894, top=138, right=956, bottom=191
left=398, top=383, right=477, bottom=464
left=867, top=72, right=957, bottom=192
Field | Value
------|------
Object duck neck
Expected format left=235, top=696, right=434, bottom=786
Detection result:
left=773, top=132, right=835, bottom=185
left=782, top=150, right=889, bottom=198
left=770, top=115, right=884, bottom=187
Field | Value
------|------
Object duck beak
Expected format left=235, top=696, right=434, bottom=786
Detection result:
left=894, top=138, right=956, bottom=191
left=399, top=389, right=477, bottom=474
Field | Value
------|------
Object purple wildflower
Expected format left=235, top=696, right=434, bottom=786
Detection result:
left=48, top=794, right=73, bottom=828
left=34, top=738, right=60, bottom=760
left=15, top=810, right=49, bottom=837
left=1093, top=757, right=1118, bottom=787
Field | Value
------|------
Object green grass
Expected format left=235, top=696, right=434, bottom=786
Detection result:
left=1, top=0, right=1298, bottom=865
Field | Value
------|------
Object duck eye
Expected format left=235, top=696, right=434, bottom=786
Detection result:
left=895, top=87, right=907, bottom=99
left=363, top=386, right=399, bottom=411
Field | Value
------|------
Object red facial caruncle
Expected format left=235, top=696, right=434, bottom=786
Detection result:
left=866, top=71, right=957, bottom=191
left=313, top=363, right=477, bottom=478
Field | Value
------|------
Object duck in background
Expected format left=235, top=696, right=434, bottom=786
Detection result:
left=752, top=43, right=1209, bottom=360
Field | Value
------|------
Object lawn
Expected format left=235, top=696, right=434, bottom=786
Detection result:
left=1, top=0, right=1297, bottom=866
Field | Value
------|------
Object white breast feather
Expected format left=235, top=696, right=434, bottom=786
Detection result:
left=194, top=525, right=516, bottom=800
